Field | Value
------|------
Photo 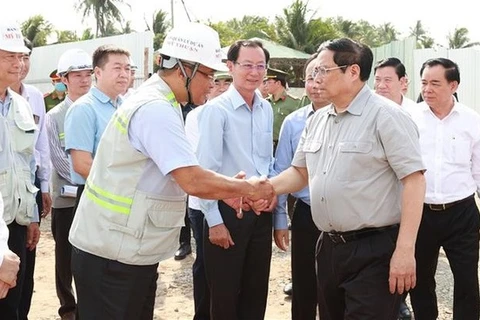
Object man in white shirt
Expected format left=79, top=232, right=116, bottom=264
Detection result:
left=374, top=57, right=417, bottom=112
left=374, top=57, right=415, bottom=320
left=409, top=58, right=480, bottom=320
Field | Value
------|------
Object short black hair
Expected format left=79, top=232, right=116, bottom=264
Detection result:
left=227, top=40, right=270, bottom=64
left=420, top=58, right=460, bottom=84
left=374, top=57, right=407, bottom=80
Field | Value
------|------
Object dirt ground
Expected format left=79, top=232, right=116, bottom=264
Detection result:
left=28, top=215, right=457, bottom=320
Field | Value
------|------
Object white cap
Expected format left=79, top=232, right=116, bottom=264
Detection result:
left=57, top=49, right=93, bottom=76
left=0, top=22, right=30, bottom=53
left=129, top=57, right=138, bottom=70
left=158, top=22, right=227, bottom=71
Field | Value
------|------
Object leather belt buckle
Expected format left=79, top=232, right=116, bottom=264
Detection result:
left=428, top=203, right=446, bottom=211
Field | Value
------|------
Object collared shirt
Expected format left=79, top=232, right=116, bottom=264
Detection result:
left=46, top=96, right=74, bottom=184
left=128, top=83, right=199, bottom=196
left=21, top=83, right=51, bottom=192
left=401, top=95, right=418, bottom=113
left=0, top=93, right=12, bottom=117
left=292, top=84, right=425, bottom=232
left=197, top=85, right=274, bottom=227
left=273, top=104, right=314, bottom=230
left=184, top=105, right=204, bottom=211
left=409, top=100, right=480, bottom=204
left=65, top=87, right=122, bottom=184
left=269, top=89, right=300, bottom=140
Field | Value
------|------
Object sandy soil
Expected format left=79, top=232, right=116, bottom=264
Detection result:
left=28, top=215, right=457, bottom=320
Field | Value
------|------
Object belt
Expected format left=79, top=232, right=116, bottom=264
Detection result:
left=424, top=194, right=474, bottom=211
left=326, top=224, right=399, bottom=244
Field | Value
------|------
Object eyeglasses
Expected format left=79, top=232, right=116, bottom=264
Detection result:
left=312, top=65, right=348, bottom=78
left=235, top=62, right=268, bottom=72
left=183, top=63, right=215, bottom=82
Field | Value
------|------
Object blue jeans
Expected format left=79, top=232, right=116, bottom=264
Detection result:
left=188, top=208, right=210, bottom=320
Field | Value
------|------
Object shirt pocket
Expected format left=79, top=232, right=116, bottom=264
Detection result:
left=337, top=141, right=374, bottom=181
left=12, top=116, right=36, bottom=154
left=303, top=140, right=322, bottom=176
left=256, top=132, right=273, bottom=158
left=136, top=195, right=186, bottom=256
left=449, top=139, right=471, bottom=165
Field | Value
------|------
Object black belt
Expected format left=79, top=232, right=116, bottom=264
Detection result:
left=326, top=224, right=399, bottom=244
left=424, top=194, right=474, bottom=211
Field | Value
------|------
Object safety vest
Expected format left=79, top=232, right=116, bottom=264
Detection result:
left=0, top=89, right=39, bottom=225
left=47, top=100, right=76, bottom=209
left=69, top=74, right=186, bottom=266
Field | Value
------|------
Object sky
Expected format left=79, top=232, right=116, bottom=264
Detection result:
left=6, top=0, right=480, bottom=47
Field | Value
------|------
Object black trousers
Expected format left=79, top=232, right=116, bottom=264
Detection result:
left=71, top=247, right=158, bottom=319
left=203, top=201, right=272, bottom=320
left=0, top=222, right=27, bottom=320
left=291, top=200, right=321, bottom=320
left=410, top=197, right=480, bottom=320
left=316, top=226, right=401, bottom=320
left=51, top=207, right=76, bottom=317
left=72, top=185, right=85, bottom=214
left=179, top=207, right=192, bottom=245
left=18, top=174, right=43, bottom=320
left=188, top=208, right=209, bottom=320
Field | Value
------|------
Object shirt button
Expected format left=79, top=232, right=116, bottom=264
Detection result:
left=321, top=197, right=325, bottom=202
left=334, top=119, right=339, bottom=124
left=323, top=171, right=326, bottom=174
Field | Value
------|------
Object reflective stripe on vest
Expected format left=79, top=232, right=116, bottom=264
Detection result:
left=59, top=132, right=65, bottom=139
left=84, top=180, right=133, bottom=215
left=165, top=92, right=180, bottom=108
left=113, top=111, right=128, bottom=135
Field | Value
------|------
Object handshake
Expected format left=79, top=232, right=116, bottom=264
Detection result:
left=224, top=172, right=277, bottom=218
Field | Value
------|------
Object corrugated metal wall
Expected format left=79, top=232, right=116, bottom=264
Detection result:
left=414, top=47, right=480, bottom=112
left=372, top=38, right=480, bottom=113
left=25, top=31, right=155, bottom=94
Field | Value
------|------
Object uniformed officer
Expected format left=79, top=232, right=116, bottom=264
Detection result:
left=44, top=69, right=66, bottom=112
left=68, top=23, right=274, bottom=319
left=265, top=67, right=300, bottom=145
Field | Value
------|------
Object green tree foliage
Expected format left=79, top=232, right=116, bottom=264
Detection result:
left=21, top=15, right=53, bottom=47
left=55, top=30, right=79, bottom=44
left=409, top=20, right=435, bottom=48
left=80, top=28, right=95, bottom=40
left=448, top=27, right=480, bottom=49
left=149, top=10, right=170, bottom=51
left=76, top=0, right=129, bottom=37
left=209, top=16, right=277, bottom=47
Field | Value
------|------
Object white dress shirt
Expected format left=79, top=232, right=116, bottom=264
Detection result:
left=21, top=83, right=51, bottom=192
left=184, top=105, right=204, bottom=211
left=410, top=100, right=480, bottom=204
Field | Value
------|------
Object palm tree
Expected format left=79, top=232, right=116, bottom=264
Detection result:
left=76, top=0, right=129, bottom=38
left=21, top=15, right=53, bottom=47
left=147, top=10, right=170, bottom=51
left=409, top=20, right=435, bottom=48
left=377, top=22, right=399, bottom=44
left=448, top=27, right=480, bottom=48
left=55, top=30, right=79, bottom=43
left=275, top=0, right=316, bottom=51
left=80, top=28, right=95, bottom=40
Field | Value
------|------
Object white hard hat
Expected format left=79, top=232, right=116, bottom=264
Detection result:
left=0, top=22, right=30, bottom=54
left=57, top=48, right=93, bottom=76
left=158, top=22, right=227, bottom=71
left=129, top=57, right=138, bottom=70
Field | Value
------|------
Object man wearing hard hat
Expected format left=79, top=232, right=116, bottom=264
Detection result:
left=68, top=23, right=274, bottom=319
left=44, top=70, right=67, bottom=112
left=0, top=22, right=37, bottom=318
left=46, top=48, right=93, bottom=320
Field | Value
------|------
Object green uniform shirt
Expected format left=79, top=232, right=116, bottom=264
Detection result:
left=44, top=91, right=66, bottom=112
left=269, top=90, right=300, bottom=141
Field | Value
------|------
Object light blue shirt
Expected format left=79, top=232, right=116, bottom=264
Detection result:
left=197, top=85, right=274, bottom=227
left=273, top=104, right=313, bottom=230
left=128, top=100, right=199, bottom=196
left=65, top=87, right=122, bottom=184
left=0, top=92, right=12, bottom=117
